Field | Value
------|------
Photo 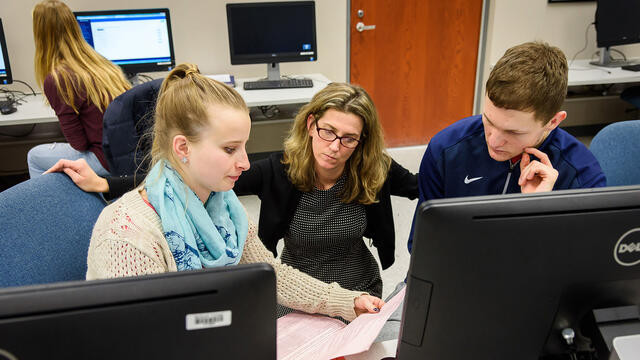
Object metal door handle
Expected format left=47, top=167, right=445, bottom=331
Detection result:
left=356, top=22, right=376, bottom=32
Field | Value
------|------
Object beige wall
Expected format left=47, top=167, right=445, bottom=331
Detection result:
left=481, top=0, right=640, bottom=100
left=2, top=0, right=347, bottom=91
left=6, top=0, right=639, bottom=113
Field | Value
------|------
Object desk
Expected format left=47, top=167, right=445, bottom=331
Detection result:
left=563, top=60, right=640, bottom=128
left=0, top=94, right=56, bottom=127
left=235, top=73, right=330, bottom=107
left=0, top=74, right=331, bottom=127
left=569, top=59, right=640, bottom=86
left=0, top=74, right=329, bottom=174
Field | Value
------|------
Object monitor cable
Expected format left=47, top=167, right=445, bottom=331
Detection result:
left=11, top=79, right=36, bottom=96
left=569, top=22, right=595, bottom=69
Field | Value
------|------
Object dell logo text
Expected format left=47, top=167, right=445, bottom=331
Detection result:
left=614, top=228, right=640, bottom=266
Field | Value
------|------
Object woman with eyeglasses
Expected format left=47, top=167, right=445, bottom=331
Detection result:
left=233, top=82, right=418, bottom=317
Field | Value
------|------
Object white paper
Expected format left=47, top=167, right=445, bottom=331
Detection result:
left=277, top=288, right=405, bottom=360
left=205, top=74, right=232, bottom=83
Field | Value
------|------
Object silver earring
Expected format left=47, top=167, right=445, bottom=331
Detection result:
left=181, top=157, right=188, bottom=164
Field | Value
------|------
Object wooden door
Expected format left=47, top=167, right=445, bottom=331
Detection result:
left=350, top=0, right=483, bottom=147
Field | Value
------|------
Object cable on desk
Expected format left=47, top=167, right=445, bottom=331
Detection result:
left=11, top=80, right=37, bottom=96
left=259, top=105, right=280, bottom=119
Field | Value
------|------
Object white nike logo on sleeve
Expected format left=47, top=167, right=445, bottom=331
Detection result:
left=464, top=175, right=483, bottom=184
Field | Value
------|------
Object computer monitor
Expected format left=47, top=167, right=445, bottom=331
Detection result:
left=74, top=8, right=175, bottom=77
left=0, top=264, right=276, bottom=359
left=591, top=0, right=640, bottom=67
left=0, top=19, right=12, bottom=85
left=226, top=1, right=318, bottom=81
left=397, top=186, right=640, bottom=360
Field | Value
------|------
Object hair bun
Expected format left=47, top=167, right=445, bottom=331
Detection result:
left=160, top=63, right=201, bottom=94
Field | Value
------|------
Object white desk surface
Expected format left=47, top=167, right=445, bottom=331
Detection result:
left=0, top=94, right=56, bottom=126
left=568, top=59, right=640, bottom=86
left=0, top=73, right=331, bottom=127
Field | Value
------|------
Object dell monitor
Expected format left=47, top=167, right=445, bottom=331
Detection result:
left=226, top=1, right=317, bottom=82
left=0, top=19, right=12, bottom=85
left=74, top=8, right=175, bottom=78
left=591, top=0, right=640, bottom=67
left=397, top=186, right=640, bottom=360
left=0, top=264, right=276, bottom=359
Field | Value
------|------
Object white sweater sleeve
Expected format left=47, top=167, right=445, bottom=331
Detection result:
left=239, top=221, right=365, bottom=321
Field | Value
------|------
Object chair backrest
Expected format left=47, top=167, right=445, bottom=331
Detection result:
left=0, top=173, right=106, bottom=287
left=589, top=120, right=640, bottom=186
left=102, top=78, right=162, bottom=176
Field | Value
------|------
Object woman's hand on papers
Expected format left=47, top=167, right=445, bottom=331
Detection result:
left=44, top=158, right=109, bottom=193
left=354, top=294, right=386, bottom=317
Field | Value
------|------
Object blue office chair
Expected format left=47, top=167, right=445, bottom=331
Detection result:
left=589, top=120, right=640, bottom=186
left=0, top=173, right=106, bottom=287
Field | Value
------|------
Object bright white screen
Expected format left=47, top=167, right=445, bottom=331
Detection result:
left=90, top=18, right=170, bottom=62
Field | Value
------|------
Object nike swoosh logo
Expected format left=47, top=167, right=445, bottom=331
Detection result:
left=464, top=175, right=483, bottom=184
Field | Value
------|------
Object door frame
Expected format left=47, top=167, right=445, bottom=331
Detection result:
left=346, top=0, right=491, bottom=116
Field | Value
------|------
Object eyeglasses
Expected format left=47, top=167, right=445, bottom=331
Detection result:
left=316, top=126, right=361, bottom=149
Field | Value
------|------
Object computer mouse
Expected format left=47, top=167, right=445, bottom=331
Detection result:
left=0, top=104, right=17, bottom=115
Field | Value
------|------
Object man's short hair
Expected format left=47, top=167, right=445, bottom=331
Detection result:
left=486, top=41, right=568, bottom=123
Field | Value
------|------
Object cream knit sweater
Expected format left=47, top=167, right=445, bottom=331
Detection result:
left=87, top=189, right=364, bottom=321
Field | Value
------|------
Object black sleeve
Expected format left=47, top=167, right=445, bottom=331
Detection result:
left=104, top=174, right=140, bottom=201
left=233, top=157, right=271, bottom=197
left=388, top=159, right=419, bottom=199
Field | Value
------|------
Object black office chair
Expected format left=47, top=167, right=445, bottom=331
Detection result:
left=102, top=78, right=162, bottom=177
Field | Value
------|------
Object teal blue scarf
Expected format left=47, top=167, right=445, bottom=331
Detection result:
left=145, top=161, right=248, bottom=270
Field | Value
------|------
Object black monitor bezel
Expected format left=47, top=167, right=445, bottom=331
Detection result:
left=73, top=8, right=176, bottom=75
left=397, top=185, right=640, bottom=359
left=225, top=1, right=318, bottom=65
left=0, top=18, right=13, bottom=85
left=594, top=0, right=640, bottom=48
left=0, top=263, right=277, bottom=359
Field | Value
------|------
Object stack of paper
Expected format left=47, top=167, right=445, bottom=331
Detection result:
left=277, top=288, right=405, bottom=360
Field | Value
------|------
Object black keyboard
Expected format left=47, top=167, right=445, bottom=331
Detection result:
left=621, top=64, right=640, bottom=72
left=243, top=78, right=313, bottom=90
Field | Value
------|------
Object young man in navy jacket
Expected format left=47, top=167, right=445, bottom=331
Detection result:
left=408, top=41, right=607, bottom=251
left=375, top=41, right=608, bottom=344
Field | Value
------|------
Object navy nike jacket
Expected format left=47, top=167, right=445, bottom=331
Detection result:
left=408, top=115, right=607, bottom=252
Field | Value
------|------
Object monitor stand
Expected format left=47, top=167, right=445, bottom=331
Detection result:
left=266, top=62, right=282, bottom=81
left=590, top=47, right=637, bottom=68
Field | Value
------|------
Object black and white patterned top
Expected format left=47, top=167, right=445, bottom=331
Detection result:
left=277, top=175, right=383, bottom=318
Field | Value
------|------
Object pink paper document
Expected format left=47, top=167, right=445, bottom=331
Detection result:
left=277, top=287, right=405, bottom=360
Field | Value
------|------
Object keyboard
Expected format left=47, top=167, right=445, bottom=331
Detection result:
left=243, top=78, right=313, bottom=90
left=621, top=64, right=640, bottom=72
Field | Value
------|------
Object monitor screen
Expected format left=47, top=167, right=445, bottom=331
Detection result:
left=397, top=186, right=640, bottom=360
left=226, top=1, right=317, bottom=65
left=0, top=19, right=12, bottom=85
left=74, top=8, right=175, bottom=76
left=0, top=264, right=276, bottom=359
left=595, top=0, right=640, bottom=48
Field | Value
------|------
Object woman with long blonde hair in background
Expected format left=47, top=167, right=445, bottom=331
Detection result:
left=27, top=0, right=130, bottom=178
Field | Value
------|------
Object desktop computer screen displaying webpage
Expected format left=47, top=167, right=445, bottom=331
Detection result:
left=75, top=11, right=172, bottom=67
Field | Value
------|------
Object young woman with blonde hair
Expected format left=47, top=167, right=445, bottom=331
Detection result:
left=86, top=63, right=384, bottom=321
left=27, top=0, right=130, bottom=178
left=234, top=82, right=418, bottom=316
